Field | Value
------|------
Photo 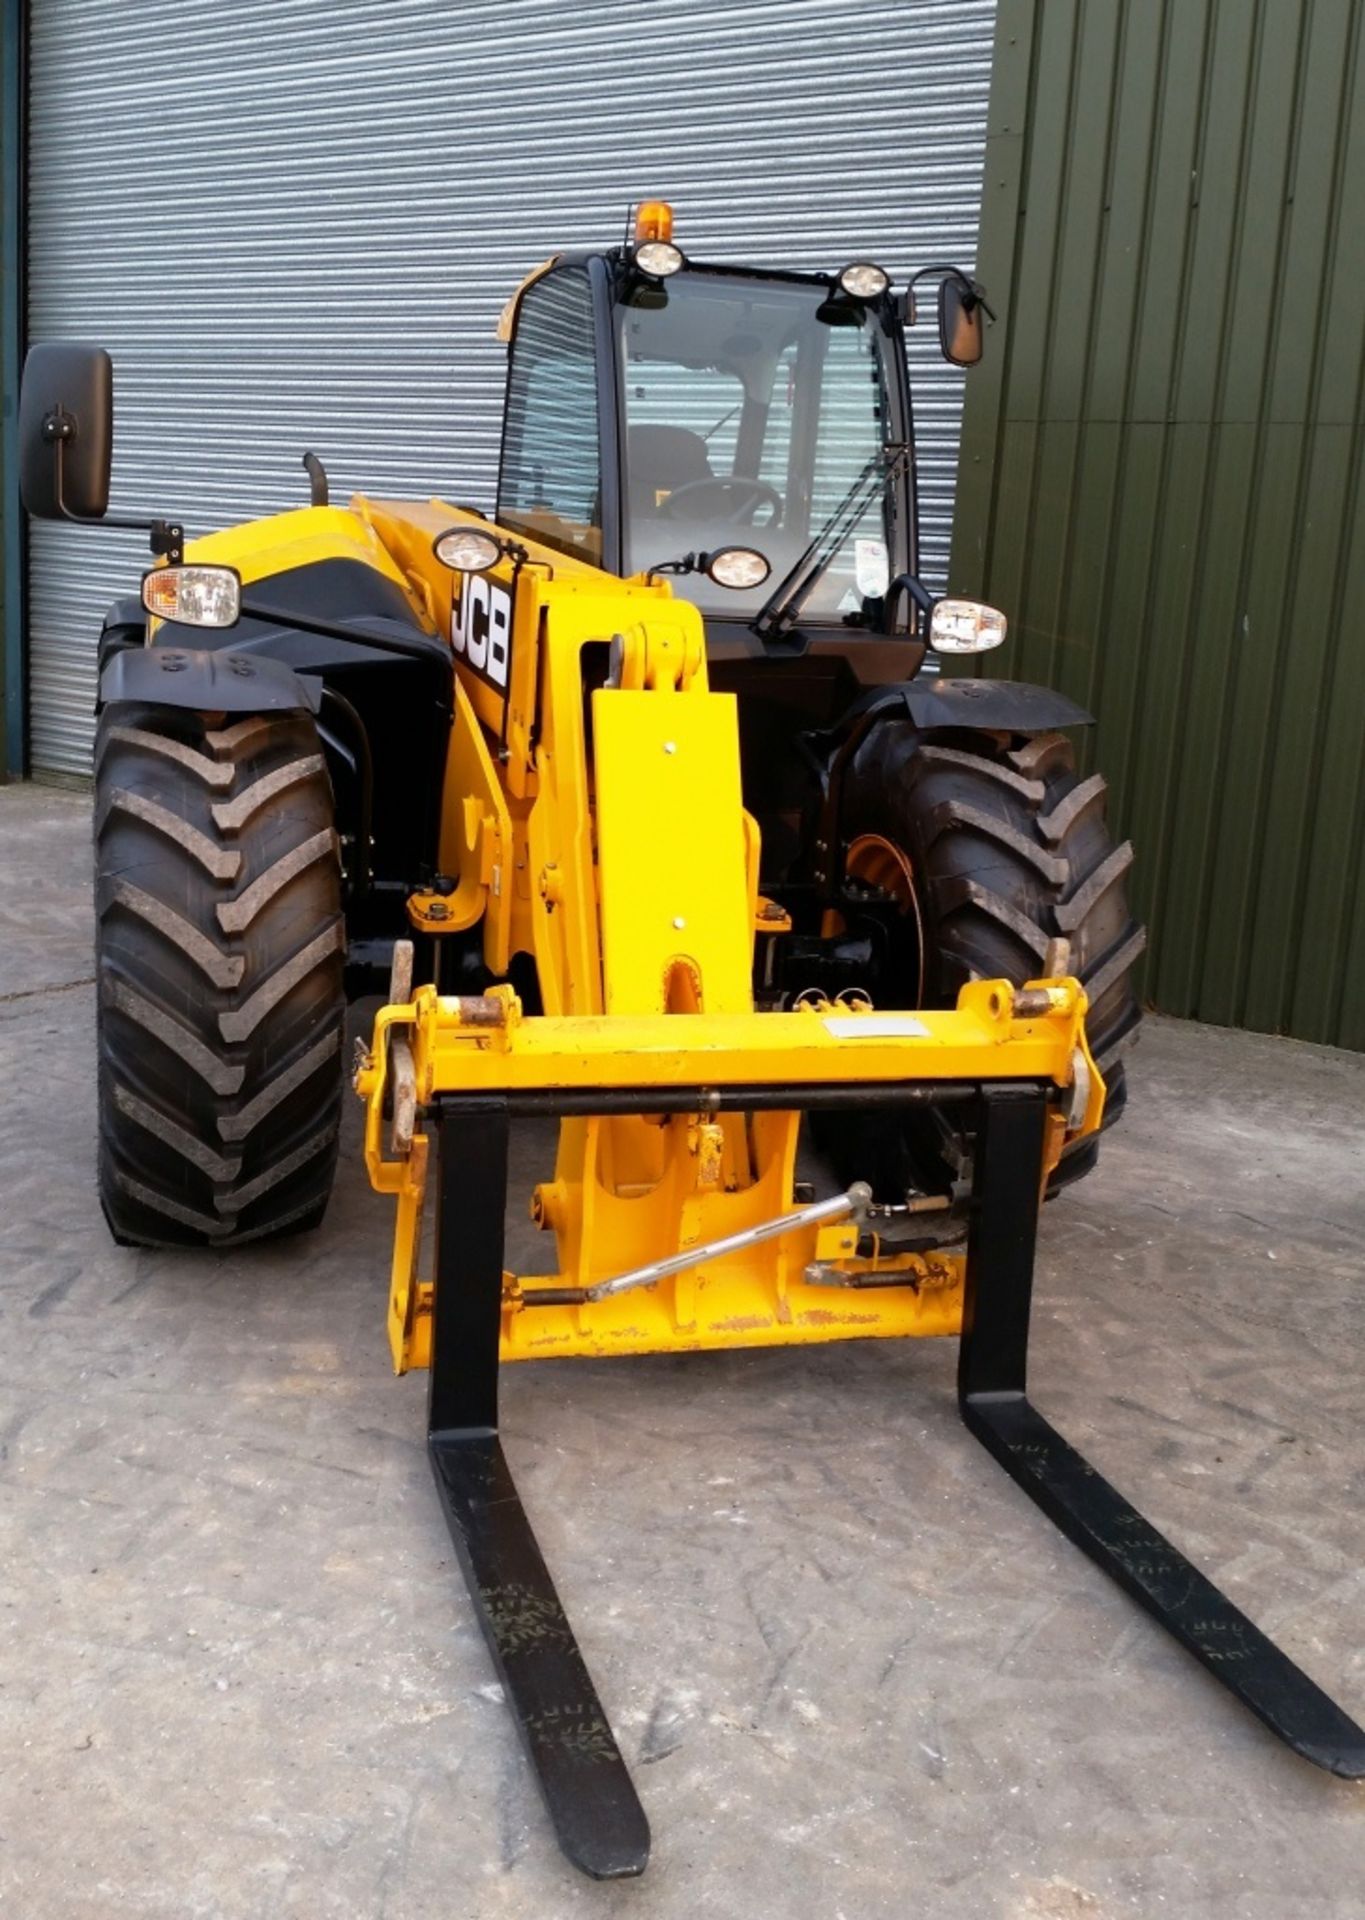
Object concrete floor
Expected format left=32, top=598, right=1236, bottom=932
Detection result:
left=1, top=780, right=1362, bottom=1920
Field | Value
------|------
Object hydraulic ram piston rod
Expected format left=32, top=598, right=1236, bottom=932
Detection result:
left=581, top=1182, right=873, bottom=1303
left=521, top=1184, right=875, bottom=1307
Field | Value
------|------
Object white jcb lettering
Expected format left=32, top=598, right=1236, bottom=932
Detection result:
left=487, top=587, right=510, bottom=686
left=451, top=577, right=513, bottom=689
left=462, top=574, right=490, bottom=670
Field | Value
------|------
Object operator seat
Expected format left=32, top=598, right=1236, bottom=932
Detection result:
left=628, top=424, right=713, bottom=518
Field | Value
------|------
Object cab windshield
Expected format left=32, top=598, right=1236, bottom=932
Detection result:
left=619, top=270, right=899, bottom=623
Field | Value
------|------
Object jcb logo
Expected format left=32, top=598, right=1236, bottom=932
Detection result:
left=451, top=576, right=512, bottom=689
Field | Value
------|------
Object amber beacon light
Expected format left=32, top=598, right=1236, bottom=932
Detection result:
left=633, top=199, right=674, bottom=243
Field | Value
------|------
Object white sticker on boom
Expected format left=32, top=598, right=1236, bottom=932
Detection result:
left=824, top=1014, right=932, bottom=1039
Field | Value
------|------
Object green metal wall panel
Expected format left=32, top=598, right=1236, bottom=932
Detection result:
left=953, top=0, right=1365, bottom=1048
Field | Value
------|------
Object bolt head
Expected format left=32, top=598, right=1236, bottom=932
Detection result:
left=673, top=916, right=686, bottom=930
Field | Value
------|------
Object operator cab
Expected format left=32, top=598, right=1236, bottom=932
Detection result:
left=494, top=203, right=985, bottom=670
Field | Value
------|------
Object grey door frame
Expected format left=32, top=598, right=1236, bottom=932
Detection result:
left=1, top=0, right=26, bottom=777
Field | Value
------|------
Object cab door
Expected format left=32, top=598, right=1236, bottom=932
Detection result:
left=496, top=263, right=613, bottom=570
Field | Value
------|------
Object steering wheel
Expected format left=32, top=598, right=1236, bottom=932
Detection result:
left=658, top=476, right=783, bottom=528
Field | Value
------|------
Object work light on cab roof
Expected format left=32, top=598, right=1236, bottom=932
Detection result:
left=838, top=260, right=891, bottom=299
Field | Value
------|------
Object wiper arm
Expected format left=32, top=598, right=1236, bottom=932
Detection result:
left=750, top=444, right=908, bottom=643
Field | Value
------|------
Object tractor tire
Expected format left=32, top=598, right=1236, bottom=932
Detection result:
left=94, top=702, right=346, bottom=1248
left=822, top=722, right=1144, bottom=1202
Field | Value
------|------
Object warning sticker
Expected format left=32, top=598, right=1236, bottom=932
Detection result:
left=824, top=1014, right=932, bottom=1039
left=854, top=538, right=889, bottom=598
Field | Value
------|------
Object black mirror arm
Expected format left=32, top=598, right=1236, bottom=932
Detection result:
left=41, top=410, right=184, bottom=562
left=642, top=551, right=703, bottom=584
left=904, top=265, right=996, bottom=329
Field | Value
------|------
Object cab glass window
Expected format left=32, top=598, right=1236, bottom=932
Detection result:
left=498, top=269, right=603, bottom=563
left=618, top=273, right=895, bottom=621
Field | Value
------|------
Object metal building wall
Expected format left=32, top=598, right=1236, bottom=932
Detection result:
left=952, top=0, right=1365, bottom=1049
left=22, top=0, right=995, bottom=773
left=0, top=0, right=22, bottom=776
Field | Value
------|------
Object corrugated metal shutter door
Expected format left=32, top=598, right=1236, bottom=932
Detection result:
left=26, top=0, right=993, bottom=773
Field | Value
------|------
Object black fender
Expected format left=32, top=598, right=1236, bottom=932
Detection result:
left=901, top=676, right=1092, bottom=731
left=97, top=597, right=148, bottom=676
left=98, top=645, right=322, bottom=714
left=101, top=595, right=146, bottom=641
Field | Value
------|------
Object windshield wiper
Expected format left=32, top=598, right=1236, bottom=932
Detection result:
left=703, top=402, right=743, bottom=443
left=750, top=443, right=909, bottom=643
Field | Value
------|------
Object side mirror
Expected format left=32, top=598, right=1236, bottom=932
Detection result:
left=938, top=278, right=984, bottom=368
left=18, top=343, right=114, bottom=520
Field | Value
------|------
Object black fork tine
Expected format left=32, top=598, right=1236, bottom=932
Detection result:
left=427, top=1101, right=650, bottom=1881
left=960, top=1086, right=1365, bottom=1779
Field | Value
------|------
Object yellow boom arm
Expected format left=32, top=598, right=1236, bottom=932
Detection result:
left=349, top=498, right=1102, bottom=1371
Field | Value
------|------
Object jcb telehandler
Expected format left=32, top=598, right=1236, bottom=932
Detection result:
left=20, top=203, right=1363, bottom=1878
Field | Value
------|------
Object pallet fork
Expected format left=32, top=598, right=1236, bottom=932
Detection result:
left=358, top=980, right=1365, bottom=1879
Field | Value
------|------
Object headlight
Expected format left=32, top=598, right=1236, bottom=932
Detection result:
left=635, top=240, right=685, bottom=278
left=705, top=546, right=771, bottom=590
left=433, top=527, right=502, bottom=573
left=929, top=598, right=1008, bottom=654
left=838, top=261, right=890, bottom=300
left=141, top=564, right=241, bottom=628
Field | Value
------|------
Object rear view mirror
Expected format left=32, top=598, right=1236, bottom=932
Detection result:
left=18, top=343, right=114, bottom=519
left=938, top=278, right=984, bottom=368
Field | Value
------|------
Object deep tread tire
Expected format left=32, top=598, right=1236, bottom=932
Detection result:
left=828, top=722, right=1144, bottom=1199
left=95, top=703, right=345, bottom=1248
